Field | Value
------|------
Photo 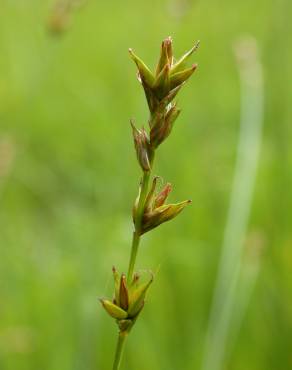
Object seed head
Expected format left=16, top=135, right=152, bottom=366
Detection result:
left=129, top=37, right=199, bottom=149
left=99, top=268, right=153, bottom=333
left=140, top=177, right=191, bottom=234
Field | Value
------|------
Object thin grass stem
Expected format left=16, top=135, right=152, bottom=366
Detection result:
left=112, top=332, right=128, bottom=370
left=127, top=153, right=155, bottom=282
left=127, top=231, right=141, bottom=283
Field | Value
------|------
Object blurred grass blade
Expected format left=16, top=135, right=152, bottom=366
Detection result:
left=201, top=36, right=264, bottom=370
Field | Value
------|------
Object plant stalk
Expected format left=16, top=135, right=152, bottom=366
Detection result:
left=127, top=230, right=141, bottom=283
left=113, top=154, right=155, bottom=369
left=106, top=37, right=198, bottom=370
left=112, top=331, right=128, bottom=370
left=127, top=152, right=155, bottom=282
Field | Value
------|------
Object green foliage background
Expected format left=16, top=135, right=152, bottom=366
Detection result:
left=0, top=0, right=291, bottom=369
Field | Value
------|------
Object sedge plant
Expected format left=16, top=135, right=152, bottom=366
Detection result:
left=99, top=37, right=199, bottom=370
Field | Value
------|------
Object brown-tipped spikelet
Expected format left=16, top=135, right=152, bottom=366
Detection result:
left=129, top=37, right=199, bottom=148
left=139, top=177, right=191, bottom=234
left=100, top=268, right=153, bottom=333
left=131, top=120, right=152, bottom=171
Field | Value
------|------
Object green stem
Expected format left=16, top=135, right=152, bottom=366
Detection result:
left=127, top=152, right=155, bottom=282
left=114, top=152, right=154, bottom=370
left=112, top=331, right=127, bottom=370
left=127, top=230, right=141, bottom=283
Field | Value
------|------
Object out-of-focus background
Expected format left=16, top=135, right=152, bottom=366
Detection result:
left=0, top=0, right=291, bottom=369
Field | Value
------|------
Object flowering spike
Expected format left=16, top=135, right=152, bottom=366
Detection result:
left=141, top=199, right=191, bottom=234
left=150, top=104, right=181, bottom=147
left=100, top=268, right=154, bottom=333
left=99, top=38, right=199, bottom=352
left=131, top=120, right=151, bottom=172
left=129, top=37, right=198, bottom=117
